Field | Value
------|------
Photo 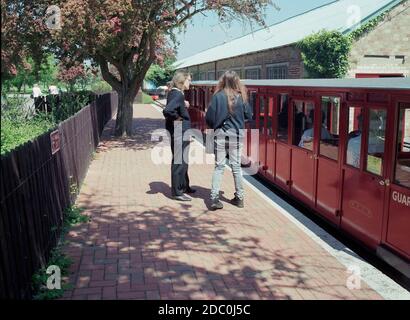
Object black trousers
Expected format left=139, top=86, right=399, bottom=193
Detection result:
left=170, top=135, right=190, bottom=196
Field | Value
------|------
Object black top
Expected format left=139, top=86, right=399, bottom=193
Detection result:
left=163, top=88, right=191, bottom=133
left=205, top=91, right=252, bottom=134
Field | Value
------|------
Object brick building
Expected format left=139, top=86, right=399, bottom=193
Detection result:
left=174, top=0, right=410, bottom=80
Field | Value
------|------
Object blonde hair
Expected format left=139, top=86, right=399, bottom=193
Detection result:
left=216, top=70, right=248, bottom=114
left=170, top=71, right=191, bottom=90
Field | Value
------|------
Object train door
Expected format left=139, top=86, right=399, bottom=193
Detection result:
left=290, top=99, right=316, bottom=205
left=385, top=99, right=410, bottom=259
left=265, top=96, right=276, bottom=180
left=341, top=104, right=391, bottom=248
left=275, top=94, right=291, bottom=192
left=315, top=96, right=343, bottom=225
left=257, top=94, right=268, bottom=173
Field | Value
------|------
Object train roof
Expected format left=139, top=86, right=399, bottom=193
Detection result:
left=192, top=78, right=410, bottom=90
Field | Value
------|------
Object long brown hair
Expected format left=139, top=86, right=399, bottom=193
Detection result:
left=215, top=70, right=248, bottom=114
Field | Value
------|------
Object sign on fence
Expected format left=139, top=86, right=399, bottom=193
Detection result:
left=50, top=130, right=61, bottom=154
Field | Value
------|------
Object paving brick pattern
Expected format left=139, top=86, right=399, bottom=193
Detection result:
left=61, top=103, right=383, bottom=300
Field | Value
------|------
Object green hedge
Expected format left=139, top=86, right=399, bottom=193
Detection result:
left=297, top=30, right=352, bottom=78
left=1, top=91, right=96, bottom=156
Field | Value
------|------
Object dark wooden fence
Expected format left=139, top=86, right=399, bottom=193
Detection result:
left=0, top=92, right=118, bottom=299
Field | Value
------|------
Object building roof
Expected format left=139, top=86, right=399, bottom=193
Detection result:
left=174, top=0, right=402, bottom=69
left=192, top=77, right=410, bottom=90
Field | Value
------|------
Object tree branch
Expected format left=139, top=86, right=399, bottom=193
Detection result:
left=97, top=55, right=122, bottom=92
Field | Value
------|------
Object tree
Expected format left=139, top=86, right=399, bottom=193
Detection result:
left=1, top=1, right=51, bottom=83
left=47, top=0, right=271, bottom=136
left=297, top=30, right=352, bottom=79
left=145, top=56, right=176, bottom=87
left=2, top=53, right=60, bottom=93
left=56, top=59, right=87, bottom=92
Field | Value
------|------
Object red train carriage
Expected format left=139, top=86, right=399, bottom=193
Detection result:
left=186, top=78, right=410, bottom=277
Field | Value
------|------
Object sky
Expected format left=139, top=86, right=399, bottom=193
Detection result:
left=175, top=0, right=336, bottom=60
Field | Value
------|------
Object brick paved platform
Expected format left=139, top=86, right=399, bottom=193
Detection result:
left=60, top=103, right=405, bottom=300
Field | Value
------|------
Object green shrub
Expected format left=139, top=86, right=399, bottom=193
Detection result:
left=50, top=91, right=96, bottom=122
left=90, top=80, right=112, bottom=94
left=32, top=205, right=90, bottom=300
left=1, top=91, right=95, bottom=155
left=297, top=30, right=352, bottom=78
left=1, top=98, right=56, bottom=155
left=142, top=92, right=154, bottom=104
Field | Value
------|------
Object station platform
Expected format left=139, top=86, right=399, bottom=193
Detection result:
left=60, top=103, right=410, bottom=300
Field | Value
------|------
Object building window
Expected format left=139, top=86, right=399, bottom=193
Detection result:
left=208, top=71, right=215, bottom=81
left=217, top=70, right=225, bottom=79
left=245, top=68, right=260, bottom=79
left=232, top=69, right=243, bottom=79
left=199, top=72, right=206, bottom=81
left=267, top=65, right=288, bottom=79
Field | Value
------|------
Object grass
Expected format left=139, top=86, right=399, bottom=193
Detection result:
left=32, top=205, right=90, bottom=300
left=142, top=92, right=154, bottom=104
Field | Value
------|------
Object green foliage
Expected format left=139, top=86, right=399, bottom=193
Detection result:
left=348, top=12, right=387, bottom=41
left=2, top=54, right=59, bottom=93
left=1, top=91, right=95, bottom=155
left=89, top=80, right=112, bottom=94
left=142, top=92, right=154, bottom=104
left=297, top=30, right=352, bottom=78
left=145, top=57, right=176, bottom=87
left=1, top=96, right=56, bottom=155
left=50, top=91, right=96, bottom=123
left=32, top=205, right=89, bottom=300
left=32, top=250, right=73, bottom=300
left=64, top=206, right=90, bottom=226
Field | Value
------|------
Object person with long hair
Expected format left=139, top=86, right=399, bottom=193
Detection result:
left=163, top=71, right=196, bottom=201
left=205, top=70, right=252, bottom=210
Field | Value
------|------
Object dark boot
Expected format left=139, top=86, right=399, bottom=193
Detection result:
left=210, top=198, right=223, bottom=211
left=230, top=196, right=244, bottom=208
left=184, top=187, right=197, bottom=194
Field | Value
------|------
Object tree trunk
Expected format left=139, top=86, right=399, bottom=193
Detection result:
left=114, top=84, right=138, bottom=137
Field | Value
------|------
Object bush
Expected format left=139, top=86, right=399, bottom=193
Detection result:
left=49, top=91, right=95, bottom=122
left=1, top=91, right=95, bottom=155
left=90, top=80, right=112, bottom=94
left=32, top=205, right=90, bottom=300
left=297, top=30, right=352, bottom=78
left=1, top=97, right=56, bottom=155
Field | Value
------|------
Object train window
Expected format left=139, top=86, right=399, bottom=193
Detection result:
left=346, top=107, right=363, bottom=169
left=190, top=88, right=195, bottom=107
left=259, top=96, right=266, bottom=135
left=319, top=97, right=340, bottom=161
left=365, top=108, right=387, bottom=176
left=267, top=97, right=274, bottom=137
left=293, top=101, right=314, bottom=151
left=200, top=89, right=205, bottom=111
left=277, top=94, right=289, bottom=142
left=394, top=103, right=410, bottom=188
left=249, top=91, right=257, bottom=121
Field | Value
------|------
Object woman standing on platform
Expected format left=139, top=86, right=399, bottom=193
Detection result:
left=205, top=70, right=252, bottom=211
left=163, top=71, right=196, bottom=201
